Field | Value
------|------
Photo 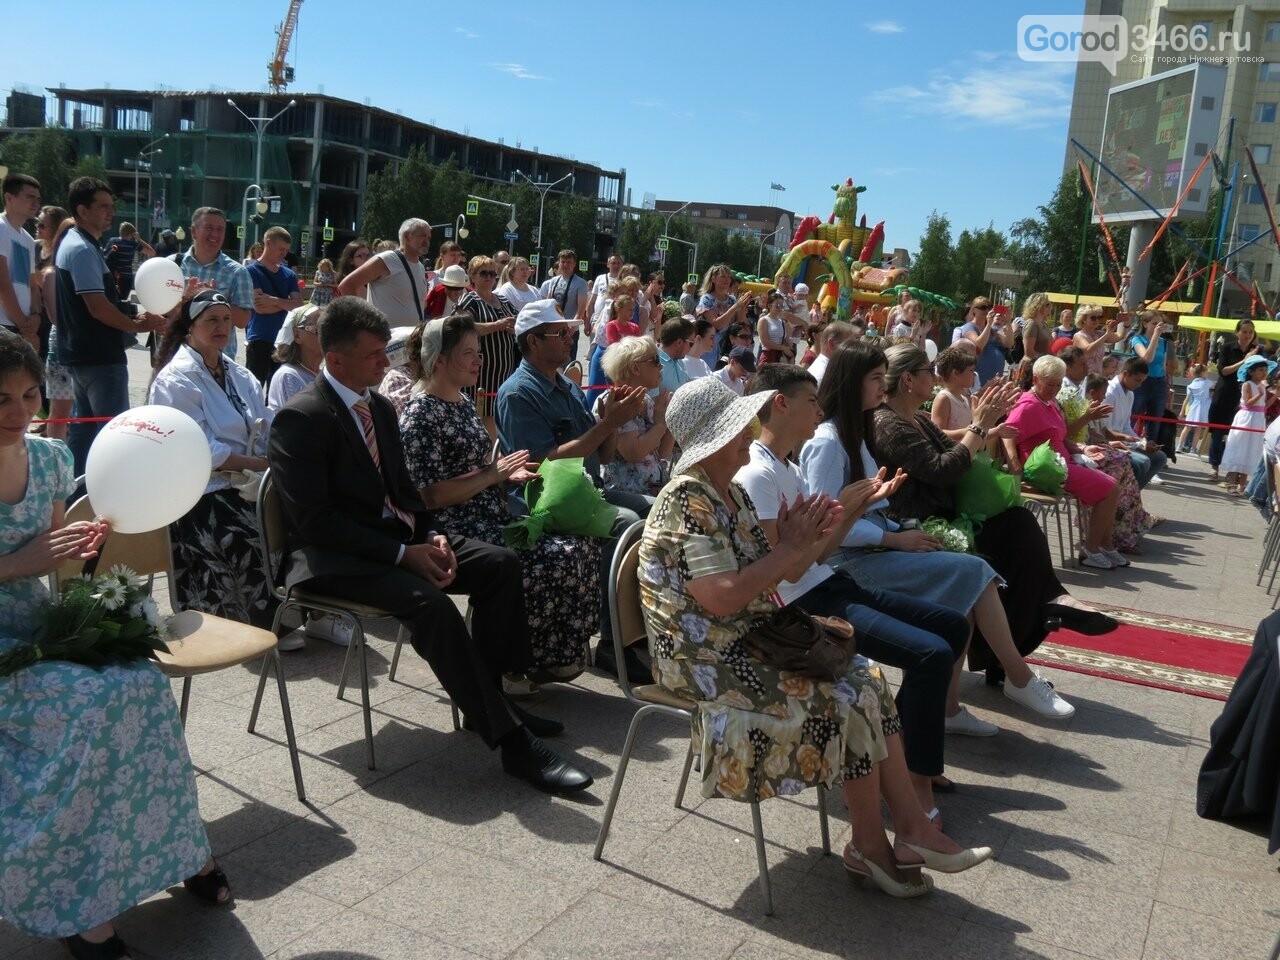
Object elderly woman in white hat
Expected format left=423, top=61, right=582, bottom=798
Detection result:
left=267, top=302, right=323, bottom=413
left=637, top=377, right=992, bottom=898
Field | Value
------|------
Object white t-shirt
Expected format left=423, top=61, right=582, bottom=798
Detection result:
left=367, top=249, right=426, bottom=326
left=497, top=281, right=540, bottom=313
left=1104, top=376, right=1134, bottom=435
left=0, top=215, right=35, bottom=328
left=682, top=355, right=712, bottom=379
left=713, top=366, right=745, bottom=396
left=734, top=441, right=834, bottom=605
left=589, top=272, right=617, bottom=323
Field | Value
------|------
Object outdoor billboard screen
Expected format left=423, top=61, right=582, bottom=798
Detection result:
left=1094, top=62, right=1226, bottom=223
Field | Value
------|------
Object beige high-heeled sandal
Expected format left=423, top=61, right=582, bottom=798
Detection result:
left=842, top=842, right=933, bottom=898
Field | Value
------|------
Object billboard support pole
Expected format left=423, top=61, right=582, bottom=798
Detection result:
left=1073, top=165, right=1091, bottom=312
left=1204, top=116, right=1235, bottom=316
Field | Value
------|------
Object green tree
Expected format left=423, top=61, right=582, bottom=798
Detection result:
left=361, top=145, right=435, bottom=246
left=0, top=127, right=73, bottom=208
left=951, top=224, right=1007, bottom=303
left=1008, top=170, right=1111, bottom=297
left=911, top=211, right=955, bottom=297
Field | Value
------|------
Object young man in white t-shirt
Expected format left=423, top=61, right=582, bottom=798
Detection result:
left=733, top=363, right=982, bottom=818
left=585, top=254, right=622, bottom=326
left=681, top=317, right=716, bottom=379
left=0, top=173, right=42, bottom=344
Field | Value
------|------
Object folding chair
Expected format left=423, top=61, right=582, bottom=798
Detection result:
left=252, top=470, right=459, bottom=772
left=592, top=521, right=831, bottom=915
left=57, top=495, right=306, bottom=801
left=1256, top=459, right=1280, bottom=588
left=1020, top=486, right=1079, bottom=567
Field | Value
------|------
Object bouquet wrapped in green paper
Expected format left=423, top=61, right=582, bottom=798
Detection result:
left=1023, top=441, right=1068, bottom=497
left=954, top=452, right=1022, bottom=520
left=502, top=457, right=619, bottom=550
left=922, top=516, right=975, bottom=553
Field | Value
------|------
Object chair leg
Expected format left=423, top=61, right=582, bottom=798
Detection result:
left=248, top=654, right=271, bottom=733
left=388, top=624, right=406, bottom=683
left=270, top=649, right=307, bottom=802
left=749, top=798, right=774, bottom=915
left=356, top=626, right=375, bottom=770
left=817, top=784, right=831, bottom=855
left=593, top=703, right=663, bottom=861
left=674, top=741, right=694, bottom=809
left=336, top=624, right=357, bottom=702
left=451, top=702, right=461, bottom=732
left=178, top=676, right=193, bottom=727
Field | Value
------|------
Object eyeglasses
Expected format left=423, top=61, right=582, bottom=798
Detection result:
left=642, top=356, right=662, bottom=366
left=974, top=305, right=991, bottom=312
left=909, top=366, right=934, bottom=377
left=476, top=270, right=498, bottom=278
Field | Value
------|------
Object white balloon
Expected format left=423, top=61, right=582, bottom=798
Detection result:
left=385, top=326, right=418, bottom=368
left=133, top=257, right=185, bottom=314
left=925, top=339, right=939, bottom=362
left=85, top=406, right=213, bottom=533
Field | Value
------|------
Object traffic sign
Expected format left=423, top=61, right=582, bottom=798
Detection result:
left=300, top=231, right=311, bottom=246
left=465, top=200, right=480, bottom=216
left=657, top=237, right=669, bottom=251
left=236, top=225, right=244, bottom=239
left=506, top=218, right=518, bottom=233
left=529, top=254, right=539, bottom=266
left=322, top=226, right=335, bottom=241
left=578, top=260, right=589, bottom=273
left=503, top=231, right=519, bottom=241
left=688, top=272, right=699, bottom=284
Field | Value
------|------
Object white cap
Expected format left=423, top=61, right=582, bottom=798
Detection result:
left=514, top=298, right=580, bottom=338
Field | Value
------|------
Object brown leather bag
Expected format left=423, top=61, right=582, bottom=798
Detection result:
left=740, top=607, right=857, bottom=682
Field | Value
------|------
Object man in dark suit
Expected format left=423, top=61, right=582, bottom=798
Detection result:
left=268, top=296, right=592, bottom=793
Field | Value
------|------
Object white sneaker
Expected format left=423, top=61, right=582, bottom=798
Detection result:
left=1103, top=548, right=1131, bottom=568
left=1147, top=473, right=1165, bottom=486
left=944, top=706, right=999, bottom=737
left=277, top=630, right=306, bottom=652
left=305, top=612, right=354, bottom=647
left=1004, top=672, right=1075, bottom=719
left=1079, top=549, right=1115, bottom=570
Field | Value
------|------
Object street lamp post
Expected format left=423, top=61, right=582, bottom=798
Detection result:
left=660, top=235, right=699, bottom=286
left=467, top=193, right=518, bottom=253
left=226, top=97, right=295, bottom=259
left=134, top=133, right=168, bottom=235
left=661, top=200, right=692, bottom=267
left=756, top=226, right=785, bottom=276
left=514, top=170, right=573, bottom=275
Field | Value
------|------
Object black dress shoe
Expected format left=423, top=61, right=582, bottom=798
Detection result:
left=512, top=703, right=563, bottom=738
left=501, top=731, right=593, bottom=793
left=1044, top=603, right=1118, bottom=636
left=985, top=666, right=1005, bottom=687
left=594, top=640, right=651, bottom=686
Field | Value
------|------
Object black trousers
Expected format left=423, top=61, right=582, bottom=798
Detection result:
left=304, top=534, right=531, bottom=748
left=245, top=339, right=280, bottom=390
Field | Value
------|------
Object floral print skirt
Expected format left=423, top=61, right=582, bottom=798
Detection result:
left=170, top=488, right=278, bottom=629
left=0, top=661, right=210, bottom=937
left=1077, top=449, right=1150, bottom=552
left=686, top=659, right=902, bottom=802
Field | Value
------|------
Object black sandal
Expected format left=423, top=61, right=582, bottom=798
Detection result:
left=63, top=933, right=130, bottom=960
left=183, top=863, right=232, bottom=904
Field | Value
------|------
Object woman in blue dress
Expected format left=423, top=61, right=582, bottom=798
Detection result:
left=0, top=331, right=228, bottom=959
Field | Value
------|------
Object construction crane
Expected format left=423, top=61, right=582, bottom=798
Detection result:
left=268, top=0, right=303, bottom=93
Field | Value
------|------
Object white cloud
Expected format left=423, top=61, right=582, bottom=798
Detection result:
left=867, top=20, right=904, bottom=34
left=454, top=27, right=479, bottom=39
left=876, top=63, right=1073, bottom=128
left=489, top=63, right=548, bottom=81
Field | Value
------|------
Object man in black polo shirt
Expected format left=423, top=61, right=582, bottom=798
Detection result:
left=55, top=177, right=167, bottom=473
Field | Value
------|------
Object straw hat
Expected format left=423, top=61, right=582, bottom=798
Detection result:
left=666, top=376, right=776, bottom=475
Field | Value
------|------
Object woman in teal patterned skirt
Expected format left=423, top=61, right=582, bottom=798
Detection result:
left=0, top=331, right=229, bottom=959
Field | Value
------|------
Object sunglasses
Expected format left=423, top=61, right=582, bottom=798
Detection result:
left=536, top=328, right=572, bottom=341
left=476, top=270, right=498, bottom=278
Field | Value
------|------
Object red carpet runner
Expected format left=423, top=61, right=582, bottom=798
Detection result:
left=1027, top=605, right=1253, bottom=701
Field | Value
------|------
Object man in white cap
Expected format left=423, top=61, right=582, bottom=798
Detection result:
left=496, top=299, right=652, bottom=683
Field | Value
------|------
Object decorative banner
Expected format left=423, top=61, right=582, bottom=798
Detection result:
left=85, top=406, right=213, bottom=534
left=132, top=257, right=185, bottom=314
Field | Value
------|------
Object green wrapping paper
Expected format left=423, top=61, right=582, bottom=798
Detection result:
left=502, top=457, right=619, bottom=549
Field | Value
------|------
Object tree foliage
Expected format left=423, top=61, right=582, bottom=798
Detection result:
left=911, top=211, right=955, bottom=298
left=0, top=128, right=75, bottom=208
left=951, top=224, right=1008, bottom=303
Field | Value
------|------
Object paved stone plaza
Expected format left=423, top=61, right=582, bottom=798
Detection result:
left=4, top=348, right=1278, bottom=960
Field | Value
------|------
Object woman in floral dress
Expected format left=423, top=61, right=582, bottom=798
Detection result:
left=399, top=313, right=600, bottom=677
left=639, top=376, right=993, bottom=898
left=0, top=331, right=227, bottom=959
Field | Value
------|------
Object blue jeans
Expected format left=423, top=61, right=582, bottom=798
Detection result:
left=1128, top=447, right=1167, bottom=488
left=1130, top=374, right=1168, bottom=441
left=796, top=571, right=970, bottom=778
left=67, top=363, right=130, bottom=476
left=1246, top=456, right=1271, bottom=520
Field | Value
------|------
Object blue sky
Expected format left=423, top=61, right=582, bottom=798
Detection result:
left=6, top=0, right=1089, bottom=255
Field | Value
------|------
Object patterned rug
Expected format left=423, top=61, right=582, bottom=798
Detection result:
left=1027, top=605, right=1254, bottom=701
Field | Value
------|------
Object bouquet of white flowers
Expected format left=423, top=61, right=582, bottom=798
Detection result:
left=922, top=516, right=975, bottom=554
left=0, top=565, right=171, bottom=676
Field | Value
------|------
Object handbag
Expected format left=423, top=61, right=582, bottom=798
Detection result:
left=740, top=606, right=857, bottom=682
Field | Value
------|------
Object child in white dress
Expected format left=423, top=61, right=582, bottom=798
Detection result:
left=1178, top=362, right=1211, bottom=454
left=930, top=345, right=977, bottom=441
left=1220, top=358, right=1274, bottom=494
